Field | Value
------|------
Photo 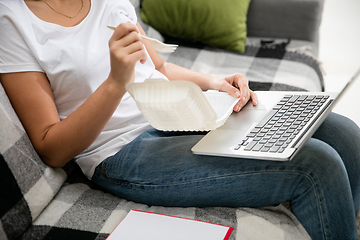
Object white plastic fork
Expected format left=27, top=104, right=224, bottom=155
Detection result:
left=107, top=26, right=178, bottom=53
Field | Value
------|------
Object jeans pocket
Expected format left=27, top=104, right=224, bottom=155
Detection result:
left=100, top=156, right=114, bottom=178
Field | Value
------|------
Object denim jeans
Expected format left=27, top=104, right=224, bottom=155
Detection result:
left=92, top=113, right=360, bottom=239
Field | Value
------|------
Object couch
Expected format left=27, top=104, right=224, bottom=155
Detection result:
left=3, top=0, right=352, bottom=239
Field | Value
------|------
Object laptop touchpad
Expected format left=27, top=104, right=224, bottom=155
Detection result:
left=220, top=108, right=267, bottom=130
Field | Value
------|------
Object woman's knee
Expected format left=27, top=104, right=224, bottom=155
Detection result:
left=291, top=139, right=353, bottom=213
left=293, top=138, right=348, bottom=184
left=313, top=113, right=360, bottom=150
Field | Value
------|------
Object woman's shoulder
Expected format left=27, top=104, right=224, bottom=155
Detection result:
left=0, top=0, right=30, bottom=31
left=103, top=0, right=137, bottom=23
left=106, top=0, right=135, bottom=9
left=0, top=0, right=22, bottom=8
left=0, top=0, right=26, bottom=17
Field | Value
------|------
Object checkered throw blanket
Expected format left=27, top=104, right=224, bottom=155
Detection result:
left=1, top=43, right=323, bottom=240
left=0, top=154, right=310, bottom=240
left=159, top=40, right=324, bottom=93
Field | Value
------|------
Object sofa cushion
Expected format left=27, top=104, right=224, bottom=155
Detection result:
left=0, top=84, right=68, bottom=239
left=20, top=162, right=311, bottom=240
left=247, top=0, right=324, bottom=48
left=140, top=0, right=251, bottom=53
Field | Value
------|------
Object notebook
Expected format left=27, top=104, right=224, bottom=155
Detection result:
left=106, top=210, right=233, bottom=240
left=192, top=68, right=360, bottom=161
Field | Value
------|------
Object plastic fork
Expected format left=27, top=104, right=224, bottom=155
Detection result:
left=107, top=26, right=178, bottom=53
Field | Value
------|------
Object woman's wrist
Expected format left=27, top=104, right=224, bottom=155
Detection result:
left=207, top=76, right=221, bottom=91
left=104, top=75, right=128, bottom=98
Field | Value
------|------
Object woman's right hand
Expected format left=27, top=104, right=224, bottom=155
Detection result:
left=108, top=22, right=147, bottom=89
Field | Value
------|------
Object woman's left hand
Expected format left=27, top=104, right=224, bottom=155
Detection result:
left=212, top=73, right=258, bottom=112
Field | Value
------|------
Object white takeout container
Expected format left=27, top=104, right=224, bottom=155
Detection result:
left=126, top=79, right=238, bottom=131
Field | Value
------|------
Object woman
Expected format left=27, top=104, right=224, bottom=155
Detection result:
left=1, top=0, right=360, bottom=239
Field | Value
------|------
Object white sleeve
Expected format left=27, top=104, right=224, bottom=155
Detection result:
left=0, top=3, right=43, bottom=73
left=107, top=0, right=138, bottom=27
left=123, top=0, right=138, bottom=23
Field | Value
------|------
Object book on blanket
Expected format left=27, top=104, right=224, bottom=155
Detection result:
left=126, top=78, right=238, bottom=131
left=106, top=210, right=233, bottom=240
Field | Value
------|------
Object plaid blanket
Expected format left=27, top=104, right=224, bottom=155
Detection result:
left=159, top=41, right=324, bottom=93
left=1, top=44, right=323, bottom=240
left=0, top=152, right=310, bottom=240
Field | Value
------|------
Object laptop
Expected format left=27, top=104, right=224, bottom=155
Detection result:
left=192, top=68, right=360, bottom=161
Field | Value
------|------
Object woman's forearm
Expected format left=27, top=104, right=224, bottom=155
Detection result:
left=1, top=71, right=127, bottom=168
left=38, top=77, right=127, bottom=167
left=156, top=61, right=257, bottom=112
left=157, top=62, right=215, bottom=91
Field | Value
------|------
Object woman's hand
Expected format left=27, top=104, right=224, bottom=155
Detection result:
left=108, top=22, right=147, bottom=88
left=211, top=73, right=258, bottom=112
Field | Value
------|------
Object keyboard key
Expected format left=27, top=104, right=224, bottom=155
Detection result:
left=289, top=95, right=300, bottom=102
left=261, top=147, right=270, bottom=152
left=278, top=147, right=286, bottom=153
left=308, top=96, right=316, bottom=100
left=269, top=139, right=277, bottom=143
left=298, top=95, right=308, bottom=101
left=265, top=143, right=274, bottom=148
left=252, top=143, right=264, bottom=151
left=270, top=146, right=280, bottom=152
left=256, top=110, right=277, bottom=128
left=244, top=141, right=257, bottom=151
left=246, top=132, right=257, bottom=138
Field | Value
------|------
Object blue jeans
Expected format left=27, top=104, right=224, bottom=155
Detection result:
left=92, top=113, right=360, bottom=239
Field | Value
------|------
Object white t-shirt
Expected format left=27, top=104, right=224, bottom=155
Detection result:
left=0, top=0, right=167, bottom=178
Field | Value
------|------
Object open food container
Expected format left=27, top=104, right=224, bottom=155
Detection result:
left=126, top=79, right=238, bottom=131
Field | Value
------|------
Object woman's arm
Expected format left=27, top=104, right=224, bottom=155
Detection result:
left=159, top=64, right=258, bottom=112
left=1, top=71, right=124, bottom=167
left=137, top=23, right=258, bottom=112
left=0, top=22, right=147, bottom=168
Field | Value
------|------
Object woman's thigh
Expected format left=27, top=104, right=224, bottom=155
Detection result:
left=92, top=113, right=359, bottom=239
left=312, top=112, right=360, bottom=213
left=92, top=115, right=356, bottom=207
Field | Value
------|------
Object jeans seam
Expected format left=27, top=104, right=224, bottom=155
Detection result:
left=101, top=158, right=111, bottom=177
left=289, top=170, right=326, bottom=239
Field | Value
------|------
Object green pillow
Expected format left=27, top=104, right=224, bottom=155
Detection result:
left=140, top=0, right=251, bottom=53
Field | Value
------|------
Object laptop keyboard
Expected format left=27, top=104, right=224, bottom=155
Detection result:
left=234, top=94, right=330, bottom=153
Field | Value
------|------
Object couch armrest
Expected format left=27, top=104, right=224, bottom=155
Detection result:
left=247, top=0, right=324, bottom=44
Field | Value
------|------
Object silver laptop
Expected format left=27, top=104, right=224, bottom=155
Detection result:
left=192, top=68, right=360, bottom=161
